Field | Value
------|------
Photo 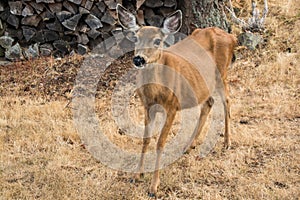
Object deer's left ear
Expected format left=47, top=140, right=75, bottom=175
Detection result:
left=116, top=4, right=140, bottom=31
left=162, top=10, right=182, bottom=34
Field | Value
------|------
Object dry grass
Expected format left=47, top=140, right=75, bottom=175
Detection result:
left=0, top=1, right=299, bottom=199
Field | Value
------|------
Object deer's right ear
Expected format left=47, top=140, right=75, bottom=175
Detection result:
left=116, top=4, right=139, bottom=31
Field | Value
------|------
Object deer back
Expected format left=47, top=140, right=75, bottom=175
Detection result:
left=190, top=28, right=237, bottom=79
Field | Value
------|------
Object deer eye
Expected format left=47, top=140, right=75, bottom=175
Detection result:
left=153, top=38, right=161, bottom=46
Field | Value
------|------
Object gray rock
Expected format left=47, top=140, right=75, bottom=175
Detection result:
left=144, top=8, right=155, bottom=19
left=164, top=0, right=177, bottom=7
left=8, top=1, right=23, bottom=15
left=62, top=14, right=82, bottom=31
left=80, top=34, right=89, bottom=44
left=101, top=32, right=110, bottom=40
left=46, top=20, right=64, bottom=32
left=0, top=2, right=4, bottom=12
left=22, top=4, right=35, bottom=16
left=89, top=37, right=105, bottom=52
left=87, top=29, right=100, bottom=40
left=101, top=11, right=116, bottom=25
left=22, top=26, right=36, bottom=42
left=29, top=2, right=44, bottom=14
left=0, top=60, right=11, bottom=66
left=108, top=45, right=123, bottom=59
left=0, top=20, right=5, bottom=37
left=77, top=23, right=89, bottom=33
left=31, top=31, right=45, bottom=43
left=44, top=30, right=60, bottom=42
left=0, top=19, right=2, bottom=29
left=85, top=14, right=103, bottom=29
left=146, top=15, right=164, bottom=27
left=84, top=0, right=94, bottom=10
left=5, top=43, right=23, bottom=61
left=158, top=7, right=174, bottom=17
left=56, top=11, right=72, bottom=22
left=68, top=0, right=82, bottom=5
left=53, top=40, right=70, bottom=54
left=101, top=24, right=114, bottom=32
left=6, top=28, right=23, bottom=40
left=0, top=46, right=4, bottom=57
left=0, top=8, right=10, bottom=21
left=79, top=6, right=90, bottom=14
left=145, top=0, right=164, bottom=8
left=238, top=32, right=263, bottom=50
left=40, top=43, right=53, bottom=56
left=104, top=0, right=117, bottom=10
left=48, top=3, right=62, bottom=13
left=90, top=5, right=102, bottom=19
left=119, top=38, right=134, bottom=52
left=36, top=0, right=55, bottom=3
left=0, top=36, right=14, bottom=49
left=24, top=43, right=39, bottom=59
left=7, top=14, right=20, bottom=28
left=124, top=30, right=136, bottom=42
left=96, top=2, right=106, bottom=12
left=112, top=27, right=124, bottom=43
left=21, top=15, right=42, bottom=27
left=77, top=44, right=88, bottom=55
left=104, top=36, right=116, bottom=51
left=40, top=10, right=55, bottom=21
left=63, top=1, right=78, bottom=14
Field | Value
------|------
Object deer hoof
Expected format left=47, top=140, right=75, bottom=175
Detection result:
left=183, top=142, right=196, bottom=154
left=148, top=192, right=156, bottom=198
left=183, top=147, right=189, bottom=154
left=224, top=141, right=231, bottom=150
left=183, top=147, right=192, bottom=154
left=129, top=178, right=135, bottom=183
left=130, top=173, right=144, bottom=183
left=148, top=180, right=159, bottom=198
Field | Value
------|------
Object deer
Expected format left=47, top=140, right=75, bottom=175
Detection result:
left=116, top=4, right=237, bottom=197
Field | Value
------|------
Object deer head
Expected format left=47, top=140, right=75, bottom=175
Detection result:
left=116, top=4, right=182, bottom=68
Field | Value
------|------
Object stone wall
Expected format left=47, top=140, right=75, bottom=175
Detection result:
left=0, top=0, right=178, bottom=61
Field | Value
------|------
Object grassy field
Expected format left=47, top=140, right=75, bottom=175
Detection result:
left=0, top=0, right=299, bottom=199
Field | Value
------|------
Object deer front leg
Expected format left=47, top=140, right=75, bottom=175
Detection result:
left=149, top=108, right=176, bottom=197
left=133, top=108, right=151, bottom=181
left=183, top=97, right=214, bottom=154
left=133, top=137, right=151, bottom=181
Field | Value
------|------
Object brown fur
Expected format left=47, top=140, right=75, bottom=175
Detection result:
left=135, top=27, right=237, bottom=196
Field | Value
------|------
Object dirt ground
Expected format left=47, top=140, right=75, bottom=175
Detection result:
left=0, top=0, right=299, bottom=199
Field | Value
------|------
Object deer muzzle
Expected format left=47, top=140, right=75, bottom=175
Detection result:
left=133, top=55, right=146, bottom=68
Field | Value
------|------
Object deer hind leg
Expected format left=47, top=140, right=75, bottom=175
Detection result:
left=133, top=108, right=152, bottom=181
left=223, top=80, right=231, bottom=149
left=183, top=97, right=214, bottom=154
left=216, top=68, right=231, bottom=149
left=149, top=108, right=176, bottom=197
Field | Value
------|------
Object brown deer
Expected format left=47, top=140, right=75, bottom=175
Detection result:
left=117, top=4, right=237, bottom=197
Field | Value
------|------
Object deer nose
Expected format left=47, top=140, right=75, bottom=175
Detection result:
left=133, top=56, right=146, bottom=68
